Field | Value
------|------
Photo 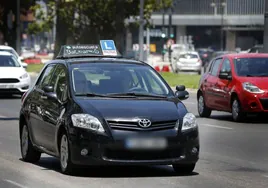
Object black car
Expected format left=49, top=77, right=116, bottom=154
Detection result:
left=19, top=42, right=199, bottom=175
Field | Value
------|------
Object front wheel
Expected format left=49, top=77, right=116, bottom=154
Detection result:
left=60, top=132, right=75, bottom=174
left=231, top=97, right=245, bottom=122
left=172, top=164, right=196, bottom=174
left=198, top=94, right=211, bottom=118
left=20, top=124, right=41, bottom=163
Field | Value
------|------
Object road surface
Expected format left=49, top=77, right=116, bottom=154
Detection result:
left=0, top=75, right=267, bottom=188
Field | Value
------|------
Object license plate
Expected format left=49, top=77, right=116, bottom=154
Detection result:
left=0, top=85, right=14, bottom=89
left=125, top=137, right=167, bottom=150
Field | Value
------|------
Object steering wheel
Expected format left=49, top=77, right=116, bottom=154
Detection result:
left=128, top=87, right=147, bottom=93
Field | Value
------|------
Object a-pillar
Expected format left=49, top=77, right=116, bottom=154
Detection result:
left=225, top=30, right=236, bottom=51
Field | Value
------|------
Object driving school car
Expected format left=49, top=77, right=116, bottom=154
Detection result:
left=19, top=40, right=199, bottom=175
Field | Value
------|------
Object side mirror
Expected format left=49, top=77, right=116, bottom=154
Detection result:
left=176, top=85, right=186, bottom=91
left=175, top=90, right=189, bottom=100
left=22, top=62, right=28, bottom=69
left=43, top=85, right=54, bottom=93
left=219, top=71, right=232, bottom=80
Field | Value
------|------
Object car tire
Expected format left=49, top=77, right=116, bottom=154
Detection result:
left=20, top=124, right=41, bottom=163
left=198, top=93, right=211, bottom=118
left=59, top=132, right=75, bottom=175
left=172, top=163, right=196, bottom=174
left=231, top=97, right=245, bottom=122
left=197, top=70, right=201, bottom=75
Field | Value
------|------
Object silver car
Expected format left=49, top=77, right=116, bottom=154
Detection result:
left=173, top=51, right=202, bottom=75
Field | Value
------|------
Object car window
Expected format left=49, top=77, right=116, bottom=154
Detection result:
left=70, top=62, right=172, bottom=96
left=233, top=57, right=268, bottom=77
left=0, top=55, right=21, bottom=67
left=37, top=64, right=56, bottom=89
left=179, top=54, right=198, bottom=59
left=53, top=66, right=68, bottom=102
left=210, top=58, right=222, bottom=76
left=220, top=58, right=231, bottom=73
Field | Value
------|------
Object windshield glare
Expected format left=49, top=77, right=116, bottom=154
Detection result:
left=70, top=62, right=171, bottom=96
left=234, top=58, right=268, bottom=76
left=0, top=55, right=21, bottom=67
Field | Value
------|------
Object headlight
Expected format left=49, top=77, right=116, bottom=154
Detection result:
left=181, top=113, right=197, bottom=131
left=242, top=82, right=264, bottom=94
left=71, top=114, right=105, bottom=133
left=20, top=73, right=29, bottom=79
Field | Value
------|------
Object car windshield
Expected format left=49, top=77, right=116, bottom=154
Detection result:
left=179, top=54, right=198, bottom=59
left=70, top=62, right=172, bottom=97
left=234, top=57, right=268, bottom=77
left=0, top=55, right=21, bottom=67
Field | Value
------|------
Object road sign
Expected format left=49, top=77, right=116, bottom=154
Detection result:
left=100, top=40, right=117, bottom=56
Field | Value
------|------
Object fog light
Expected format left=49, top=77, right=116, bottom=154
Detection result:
left=180, top=155, right=186, bottom=159
left=191, top=147, right=198, bottom=154
left=81, top=148, right=88, bottom=156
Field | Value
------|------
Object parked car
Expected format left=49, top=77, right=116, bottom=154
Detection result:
left=0, top=51, right=30, bottom=96
left=197, top=53, right=268, bottom=122
left=172, top=51, right=202, bottom=75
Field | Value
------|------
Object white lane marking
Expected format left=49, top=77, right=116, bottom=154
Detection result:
left=263, top=175, right=268, bottom=178
left=3, top=179, right=29, bottom=188
left=0, top=115, right=7, bottom=118
left=183, top=101, right=196, bottom=105
left=200, top=124, right=233, bottom=130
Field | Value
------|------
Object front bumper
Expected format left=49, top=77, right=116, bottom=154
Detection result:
left=0, top=77, right=31, bottom=94
left=69, top=128, right=199, bottom=166
left=240, top=90, right=268, bottom=112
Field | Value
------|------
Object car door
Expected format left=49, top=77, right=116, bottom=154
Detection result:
left=40, top=64, right=69, bottom=152
left=214, top=58, right=233, bottom=111
left=203, top=58, right=223, bottom=108
left=28, top=64, right=57, bottom=146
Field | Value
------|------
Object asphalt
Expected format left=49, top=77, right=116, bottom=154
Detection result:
left=0, top=75, right=268, bottom=188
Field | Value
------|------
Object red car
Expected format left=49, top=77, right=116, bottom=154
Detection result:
left=197, top=53, right=268, bottom=122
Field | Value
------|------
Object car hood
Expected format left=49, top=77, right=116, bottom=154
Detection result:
left=75, top=98, right=186, bottom=122
left=238, top=77, right=268, bottom=90
left=0, top=67, right=26, bottom=79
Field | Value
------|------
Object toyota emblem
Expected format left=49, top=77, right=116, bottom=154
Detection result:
left=138, top=119, right=152, bottom=128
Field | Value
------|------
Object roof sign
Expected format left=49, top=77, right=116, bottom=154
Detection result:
left=56, top=40, right=120, bottom=59
left=100, top=40, right=117, bottom=56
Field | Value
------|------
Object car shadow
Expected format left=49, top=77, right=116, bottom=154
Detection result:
left=197, top=114, right=268, bottom=124
left=0, top=117, right=19, bottom=121
left=23, top=157, right=199, bottom=178
left=0, top=95, right=21, bottom=99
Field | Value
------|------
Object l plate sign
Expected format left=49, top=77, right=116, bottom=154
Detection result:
left=100, top=40, right=117, bottom=56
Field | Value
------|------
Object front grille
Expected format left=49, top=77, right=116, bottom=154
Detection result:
left=0, top=89, right=20, bottom=93
left=260, top=98, right=268, bottom=110
left=107, top=120, right=177, bottom=131
left=104, top=149, right=182, bottom=160
left=0, top=78, right=20, bottom=83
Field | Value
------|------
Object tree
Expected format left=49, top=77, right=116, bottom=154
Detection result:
left=28, top=0, right=172, bottom=57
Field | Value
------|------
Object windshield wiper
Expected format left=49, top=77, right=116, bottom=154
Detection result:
left=107, top=92, right=168, bottom=98
left=246, top=74, right=268, bottom=77
left=75, top=93, right=108, bottom=97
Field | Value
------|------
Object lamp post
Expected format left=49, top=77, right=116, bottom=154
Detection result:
left=138, top=0, right=144, bottom=61
left=211, top=0, right=226, bottom=51
left=16, top=0, right=21, bottom=54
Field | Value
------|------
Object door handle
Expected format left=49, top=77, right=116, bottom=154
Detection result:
left=41, top=95, right=47, bottom=99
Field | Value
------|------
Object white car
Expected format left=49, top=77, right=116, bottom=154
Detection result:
left=0, top=51, right=31, bottom=96
left=0, top=45, right=28, bottom=68
left=172, top=51, right=202, bottom=75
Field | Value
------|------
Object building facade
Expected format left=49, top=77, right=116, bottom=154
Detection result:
left=127, top=0, right=265, bottom=53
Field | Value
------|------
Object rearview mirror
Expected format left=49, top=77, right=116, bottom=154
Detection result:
left=219, top=71, right=232, bottom=80
left=22, top=62, right=28, bottom=68
left=43, top=85, right=54, bottom=93
left=176, top=85, right=186, bottom=91
left=175, top=90, right=189, bottom=100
